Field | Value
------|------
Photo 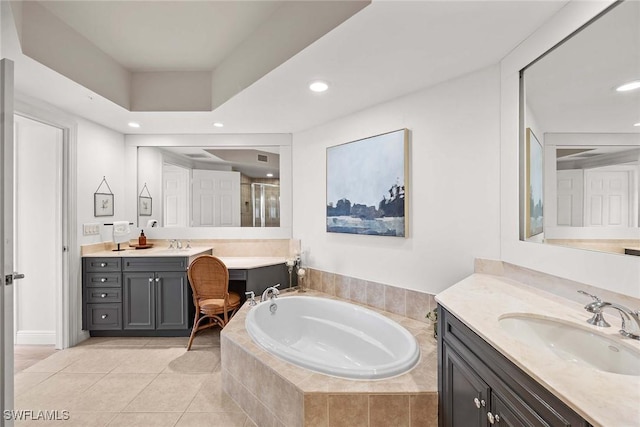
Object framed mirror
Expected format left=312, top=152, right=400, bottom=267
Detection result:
left=520, top=0, right=640, bottom=256
left=126, top=133, right=292, bottom=239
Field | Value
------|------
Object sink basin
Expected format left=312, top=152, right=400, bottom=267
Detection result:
left=499, top=315, right=640, bottom=376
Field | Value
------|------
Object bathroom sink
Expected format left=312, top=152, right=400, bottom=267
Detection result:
left=499, top=315, right=640, bottom=376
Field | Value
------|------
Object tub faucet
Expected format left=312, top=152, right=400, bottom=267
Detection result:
left=579, top=290, right=640, bottom=340
left=261, top=284, right=280, bottom=302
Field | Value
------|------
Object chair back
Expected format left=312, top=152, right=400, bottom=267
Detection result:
left=187, top=255, right=229, bottom=301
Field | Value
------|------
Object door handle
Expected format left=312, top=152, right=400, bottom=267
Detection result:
left=5, top=272, right=25, bottom=286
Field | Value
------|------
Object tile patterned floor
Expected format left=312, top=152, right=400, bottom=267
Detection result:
left=12, top=330, right=256, bottom=426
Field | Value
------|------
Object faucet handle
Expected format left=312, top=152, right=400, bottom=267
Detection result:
left=578, top=290, right=601, bottom=302
left=245, top=291, right=257, bottom=306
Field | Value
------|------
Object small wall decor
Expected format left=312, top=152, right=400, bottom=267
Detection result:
left=326, top=129, right=409, bottom=237
left=138, top=183, right=153, bottom=216
left=94, top=176, right=114, bottom=217
left=525, top=128, right=543, bottom=238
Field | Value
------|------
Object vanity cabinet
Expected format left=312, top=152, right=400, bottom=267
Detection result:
left=438, top=305, right=592, bottom=427
left=83, top=256, right=192, bottom=336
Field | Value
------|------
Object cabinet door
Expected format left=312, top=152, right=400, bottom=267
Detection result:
left=490, top=393, right=549, bottom=427
left=123, top=272, right=155, bottom=330
left=442, top=342, right=490, bottom=427
left=156, top=271, right=189, bottom=330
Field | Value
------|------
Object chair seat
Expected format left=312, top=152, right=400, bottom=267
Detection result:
left=199, top=292, right=241, bottom=313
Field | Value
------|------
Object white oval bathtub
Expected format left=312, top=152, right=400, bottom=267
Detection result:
left=244, top=296, right=420, bottom=380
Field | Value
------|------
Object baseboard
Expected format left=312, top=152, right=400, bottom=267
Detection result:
left=15, top=330, right=56, bottom=345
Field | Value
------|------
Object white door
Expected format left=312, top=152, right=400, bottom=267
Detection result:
left=192, top=170, right=240, bottom=227
left=162, top=164, right=189, bottom=227
left=1, top=59, right=17, bottom=427
left=584, top=169, right=630, bottom=227
left=13, top=116, right=62, bottom=345
left=556, top=169, right=584, bottom=226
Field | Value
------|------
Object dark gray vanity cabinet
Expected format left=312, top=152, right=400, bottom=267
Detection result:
left=83, top=256, right=191, bottom=336
left=438, top=305, right=592, bottom=427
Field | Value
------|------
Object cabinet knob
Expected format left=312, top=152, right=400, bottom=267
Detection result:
left=101, top=314, right=108, bottom=319
left=100, top=278, right=107, bottom=282
left=100, top=262, right=106, bottom=267
left=487, top=412, right=500, bottom=424
left=149, top=278, right=154, bottom=283
left=155, top=277, right=160, bottom=282
left=474, top=398, right=480, bottom=409
left=100, top=293, right=107, bottom=298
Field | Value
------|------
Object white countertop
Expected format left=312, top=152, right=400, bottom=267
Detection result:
left=436, top=274, right=640, bottom=427
left=82, top=247, right=285, bottom=269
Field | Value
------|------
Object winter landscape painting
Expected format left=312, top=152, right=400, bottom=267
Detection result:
left=326, top=129, right=408, bottom=237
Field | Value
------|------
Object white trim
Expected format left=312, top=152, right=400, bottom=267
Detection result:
left=15, top=331, right=56, bottom=346
left=14, top=96, right=79, bottom=349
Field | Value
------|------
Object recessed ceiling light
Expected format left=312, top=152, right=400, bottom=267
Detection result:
left=616, top=80, right=640, bottom=92
left=309, top=81, right=329, bottom=93
left=266, top=173, right=274, bottom=178
left=213, top=122, right=224, bottom=128
left=634, top=122, right=640, bottom=127
left=128, top=122, right=140, bottom=128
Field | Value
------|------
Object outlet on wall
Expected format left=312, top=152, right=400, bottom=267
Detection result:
left=83, top=223, right=100, bottom=236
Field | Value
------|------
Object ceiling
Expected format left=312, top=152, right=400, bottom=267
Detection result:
left=2, top=0, right=573, bottom=135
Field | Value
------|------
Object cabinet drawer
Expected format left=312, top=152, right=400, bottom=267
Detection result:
left=85, top=272, right=121, bottom=288
left=87, top=304, right=122, bottom=330
left=123, top=257, right=187, bottom=272
left=86, top=287, right=122, bottom=304
left=84, top=258, right=122, bottom=272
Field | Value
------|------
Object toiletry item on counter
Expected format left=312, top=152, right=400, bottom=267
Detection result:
left=138, top=230, right=147, bottom=246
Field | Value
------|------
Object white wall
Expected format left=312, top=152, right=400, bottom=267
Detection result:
left=14, top=116, right=61, bottom=344
left=292, top=66, right=502, bottom=294
left=76, top=117, right=129, bottom=245
left=500, top=0, right=640, bottom=298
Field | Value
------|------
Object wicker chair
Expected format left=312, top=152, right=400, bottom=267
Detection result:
left=186, top=255, right=241, bottom=350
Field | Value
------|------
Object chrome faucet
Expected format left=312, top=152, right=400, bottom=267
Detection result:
left=579, top=290, right=640, bottom=340
left=245, top=291, right=257, bottom=306
left=261, top=284, right=280, bottom=302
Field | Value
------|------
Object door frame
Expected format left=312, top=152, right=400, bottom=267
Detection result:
left=14, top=98, right=79, bottom=349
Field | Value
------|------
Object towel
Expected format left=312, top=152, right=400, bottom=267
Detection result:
left=112, top=221, right=131, bottom=244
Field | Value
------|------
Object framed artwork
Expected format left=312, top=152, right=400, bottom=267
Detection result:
left=139, top=196, right=152, bottom=216
left=94, top=193, right=114, bottom=217
left=94, top=176, right=114, bottom=217
left=326, top=129, right=409, bottom=237
left=525, top=128, right=543, bottom=238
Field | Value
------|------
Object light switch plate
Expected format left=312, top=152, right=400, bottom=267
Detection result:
left=83, top=223, right=100, bottom=236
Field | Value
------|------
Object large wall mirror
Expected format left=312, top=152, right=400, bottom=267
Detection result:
left=521, top=0, right=640, bottom=256
left=125, top=133, right=292, bottom=239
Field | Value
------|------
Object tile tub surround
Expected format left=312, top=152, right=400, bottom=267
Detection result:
left=221, top=291, right=438, bottom=427
left=437, top=273, right=640, bottom=427
left=305, top=268, right=436, bottom=324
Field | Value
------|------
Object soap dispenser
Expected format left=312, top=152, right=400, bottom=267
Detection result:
left=138, top=230, right=147, bottom=246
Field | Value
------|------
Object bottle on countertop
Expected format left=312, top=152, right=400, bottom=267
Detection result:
left=138, top=230, right=146, bottom=246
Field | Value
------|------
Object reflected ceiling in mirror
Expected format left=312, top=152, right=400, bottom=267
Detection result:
left=521, top=0, right=640, bottom=256
left=137, top=146, right=280, bottom=228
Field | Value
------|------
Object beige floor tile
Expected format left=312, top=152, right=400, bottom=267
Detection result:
left=15, top=373, right=106, bottom=410
left=111, top=347, right=186, bottom=374
left=163, top=348, right=220, bottom=374
left=123, top=373, right=209, bottom=412
left=14, top=372, right=55, bottom=396
left=175, top=412, right=247, bottom=427
left=22, top=348, right=87, bottom=373
left=76, top=337, right=152, bottom=347
left=186, top=373, right=244, bottom=413
left=14, top=345, right=58, bottom=360
left=68, top=373, right=158, bottom=412
left=243, top=417, right=258, bottom=427
left=14, top=359, right=42, bottom=374
left=14, top=411, right=115, bottom=426
left=61, top=348, right=137, bottom=374
left=107, top=412, right=182, bottom=427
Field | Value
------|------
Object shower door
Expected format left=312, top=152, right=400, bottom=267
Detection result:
left=251, top=183, right=280, bottom=227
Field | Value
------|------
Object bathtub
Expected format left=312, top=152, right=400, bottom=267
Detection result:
left=244, top=295, right=420, bottom=379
